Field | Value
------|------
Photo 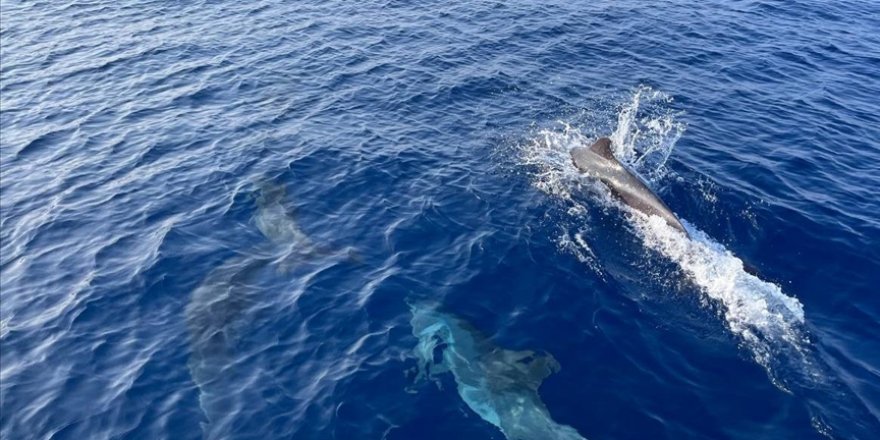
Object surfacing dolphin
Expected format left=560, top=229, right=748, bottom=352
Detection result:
left=570, top=137, right=688, bottom=236
left=410, top=303, right=587, bottom=440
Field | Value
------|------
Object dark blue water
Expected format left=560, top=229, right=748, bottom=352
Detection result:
left=2, top=1, right=879, bottom=439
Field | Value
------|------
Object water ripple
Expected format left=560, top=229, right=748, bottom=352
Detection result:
left=2, top=1, right=879, bottom=439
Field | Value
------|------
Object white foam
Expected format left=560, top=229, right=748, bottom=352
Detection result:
left=633, top=213, right=807, bottom=369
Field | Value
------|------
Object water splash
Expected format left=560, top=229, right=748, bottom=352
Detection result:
left=608, top=85, right=685, bottom=182
left=556, top=227, right=604, bottom=279
left=634, top=215, right=810, bottom=379
left=518, top=86, right=810, bottom=386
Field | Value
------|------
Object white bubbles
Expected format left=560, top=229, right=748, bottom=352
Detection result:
left=557, top=228, right=604, bottom=278
left=633, top=214, right=808, bottom=375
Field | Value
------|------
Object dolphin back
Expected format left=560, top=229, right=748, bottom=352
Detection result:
left=570, top=146, right=591, bottom=173
left=570, top=137, right=689, bottom=236
left=571, top=137, right=615, bottom=173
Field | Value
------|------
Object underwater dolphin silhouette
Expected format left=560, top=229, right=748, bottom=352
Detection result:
left=186, top=181, right=331, bottom=438
left=410, top=303, right=586, bottom=440
left=570, top=137, right=688, bottom=236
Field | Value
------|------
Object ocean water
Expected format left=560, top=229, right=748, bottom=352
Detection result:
left=1, top=1, right=879, bottom=439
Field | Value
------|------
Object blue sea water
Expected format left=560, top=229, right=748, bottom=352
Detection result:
left=2, top=1, right=879, bottom=439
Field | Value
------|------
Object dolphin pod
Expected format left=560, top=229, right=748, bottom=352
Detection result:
left=410, top=303, right=587, bottom=440
left=570, top=137, right=689, bottom=236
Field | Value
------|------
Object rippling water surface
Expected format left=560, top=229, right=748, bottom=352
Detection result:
left=2, top=1, right=879, bottom=439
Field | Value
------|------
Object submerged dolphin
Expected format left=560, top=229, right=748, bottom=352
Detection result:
left=254, top=183, right=310, bottom=245
left=410, top=304, right=586, bottom=440
left=186, top=256, right=268, bottom=439
left=187, top=181, right=329, bottom=438
left=570, top=137, right=688, bottom=236
left=254, top=181, right=358, bottom=265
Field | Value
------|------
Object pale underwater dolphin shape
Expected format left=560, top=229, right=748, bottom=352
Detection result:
left=570, top=137, right=688, bottom=236
left=410, top=303, right=587, bottom=440
left=186, top=181, right=340, bottom=438
left=254, top=182, right=319, bottom=253
left=254, top=181, right=360, bottom=265
left=185, top=256, right=268, bottom=439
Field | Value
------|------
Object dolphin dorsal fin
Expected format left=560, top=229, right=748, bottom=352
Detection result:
left=590, top=137, right=615, bottom=160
